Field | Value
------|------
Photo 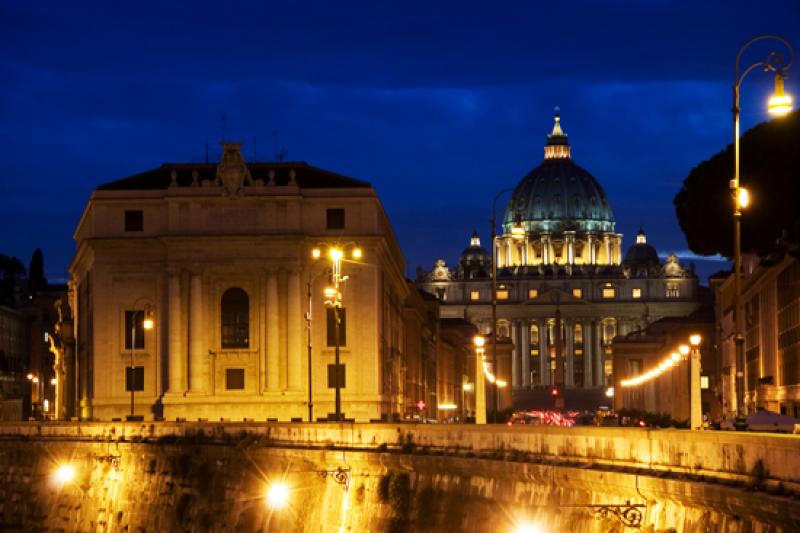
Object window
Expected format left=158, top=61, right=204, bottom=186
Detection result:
left=326, top=307, right=347, bottom=346
left=628, top=359, right=642, bottom=376
left=328, top=363, right=346, bottom=388
left=125, top=366, right=144, bottom=391
left=602, top=284, right=615, bottom=299
left=530, top=323, right=540, bottom=356
left=326, top=208, right=345, bottom=230
left=528, top=289, right=538, bottom=299
left=221, top=288, right=249, bottom=348
left=666, top=283, right=680, bottom=298
left=574, top=323, right=583, bottom=345
left=125, top=310, right=145, bottom=349
left=225, top=368, right=245, bottom=390
left=124, top=210, right=143, bottom=232
left=497, top=286, right=509, bottom=300
left=470, top=290, right=480, bottom=301
left=498, top=322, right=510, bottom=338
left=572, top=288, right=583, bottom=299
left=632, top=288, right=642, bottom=299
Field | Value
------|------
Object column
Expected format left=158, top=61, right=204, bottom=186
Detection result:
left=266, top=270, right=280, bottom=391
left=287, top=269, right=302, bottom=390
left=603, top=233, right=612, bottom=265
left=504, top=238, right=512, bottom=266
left=188, top=273, right=206, bottom=393
left=594, top=321, right=604, bottom=386
left=565, top=319, right=574, bottom=388
left=588, top=233, right=596, bottom=265
left=511, top=321, right=521, bottom=388
left=584, top=320, right=594, bottom=387
left=521, top=319, right=530, bottom=388
left=542, top=233, right=551, bottom=265
left=539, top=320, right=549, bottom=386
left=522, top=237, right=529, bottom=266
left=565, top=231, right=575, bottom=265
left=168, top=273, right=185, bottom=393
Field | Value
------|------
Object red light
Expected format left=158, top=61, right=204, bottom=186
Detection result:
left=551, top=388, right=559, bottom=396
left=416, top=400, right=426, bottom=410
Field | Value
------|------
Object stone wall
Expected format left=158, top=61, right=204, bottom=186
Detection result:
left=0, top=434, right=798, bottom=532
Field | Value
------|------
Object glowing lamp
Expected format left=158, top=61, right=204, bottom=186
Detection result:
left=27, top=373, right=33, bottom=380
left=311, top=248, right=321, bottom=259
left=50, top=378, right=57, bottom=385
left=768, top=72, right=793, bottom=117
left=32, top=377, right=39, bottom=384
left=497, top=379, right=507, bottom=388
left=143, top=310, right=154, bottom=330
left=679, top=345, right=690, bottom=356
left=54, top=464, right=75, bottom=484
left=605, top=387, right=614, bottom=397
left=736, top=187, right=750, bottom=209
left=352, top=248, right=362, bottom=259
left=671, top=352, right=681, bottom=362
left=689, top=334, right=702, bottom=347
left=329, top=248, right=343, bottom=261
left=323, top=287, right=337, bottom=300
left=473, top=335, right=485, bottom=348
left=265, top=482, right=290, bottom=510
left=514, top=522, right=544, bottom=533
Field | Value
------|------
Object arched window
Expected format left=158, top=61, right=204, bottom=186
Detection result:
left=221, top=288, right=249, bottom=349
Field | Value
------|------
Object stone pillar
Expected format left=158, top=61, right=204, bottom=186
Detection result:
left=542, top=233, right=551, bottom=265
left=188, top=272, right=205, bottom=393
left=539, top=319, right=549, bottom=386
left=168, top=273, right=185, bottom=393
left=587, top=233, right=595, bottom=265
left=522, top=237, right=529, bottom=266
left=594, top=321, right=604, bottom=386
left=521, top=319, right=530, bottom=388
left=511, top=321, right=521, bottom=388
left=565, top=319, right=574, bottom=388
left=266, top=270, right=280, bottom=391
left=565, top=231, right=576, bottom=265
left=287, top=269, right=302, bottom=391
left=584, top=320, right=594, bottom=387
left=504, top=238, right=512, bottom=266
left=603, top=233, right=612, bottom=265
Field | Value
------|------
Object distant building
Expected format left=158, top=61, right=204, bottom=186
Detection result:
left=418, top=113, right=701, bottom=407
left=69, top=143, right=408, bottom=422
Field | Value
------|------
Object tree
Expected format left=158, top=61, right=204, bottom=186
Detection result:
left=673, top=110, right=800, bottom=257
left=28, top=248, right=47, bottom=295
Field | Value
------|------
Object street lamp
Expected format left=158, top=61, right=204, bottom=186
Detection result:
left=304, top=265, right=331, bottom=422
left=731, top=35, right=794, bottom=430
left=129, top=299, right=154, bottom=421
left=312, top=243, right=362, bottom=421
left=490, top=188, right=524, bottom=423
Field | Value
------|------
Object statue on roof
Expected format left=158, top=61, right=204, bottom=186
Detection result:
left=216, top=141, right=253, bottom=196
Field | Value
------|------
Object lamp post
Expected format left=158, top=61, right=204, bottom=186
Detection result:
left=312, top=244, right=361, bottom=422
left=490, top=188, right=525, bottom=422
left=472, top=335, right=487, bottom=424
left=731, top=35, right=794, bottom=429
left=129, top=299, right=154, bottom=421
left=304, top=266, right=331, bottom=422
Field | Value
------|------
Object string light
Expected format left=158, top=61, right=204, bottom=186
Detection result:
left=620, top=335, right=700, bottom=388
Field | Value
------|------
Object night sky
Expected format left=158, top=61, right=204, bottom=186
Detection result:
left=2, top=1, right=798, bottom=284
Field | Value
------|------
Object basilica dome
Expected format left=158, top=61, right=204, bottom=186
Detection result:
left=458, top=231, right=490, bottom=278
left=624, top=229, right=660, bottom=267
left=503, top=113, right=615, bottom=235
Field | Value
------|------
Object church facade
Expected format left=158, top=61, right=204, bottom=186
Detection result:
left=69, top=143, right=408, bottom=422
left=418, top=114, right=701, bottom=396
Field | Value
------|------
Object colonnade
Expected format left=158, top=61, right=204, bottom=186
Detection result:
left=497, top=231, right=623, bottom=269
left=509, top=317, right=609, bottom=389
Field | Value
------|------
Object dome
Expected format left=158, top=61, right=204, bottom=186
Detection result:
left=458, top=231, right=490, bottom=279
left=624, top=229, right=660, bottom=266
left=459, top=231, right=490, bottom=266
left=503, top=112, right=614, bottom=234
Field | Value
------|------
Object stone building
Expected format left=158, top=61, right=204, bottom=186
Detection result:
left=69, top=142, right=408, bottom=422
left=713, top=245, right=800, bottom=418
left=418, top=113, right=701, bottom=405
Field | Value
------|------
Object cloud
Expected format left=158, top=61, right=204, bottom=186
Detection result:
left=659, top=251, right=728, bottom=262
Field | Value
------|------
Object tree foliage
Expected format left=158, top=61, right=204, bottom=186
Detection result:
left=674, top=110, right=800, bottom=257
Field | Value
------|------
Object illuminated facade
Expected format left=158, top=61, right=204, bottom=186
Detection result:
left=418, top=113, right=701, bottom=397
left=69, top=143, right=408, bottom=422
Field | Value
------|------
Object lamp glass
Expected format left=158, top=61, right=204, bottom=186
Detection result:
left=473, top=335, right=485, bottom=347
left=352, top=248, right=362, bottom=259
left=329, top=248, right=343, bottom=261
left=689, top=333, right=702, bottom=346
left=736, top=187, right=750, bottom=209
left=679, top=345, right=690, bottom=356
left=311, top=248, right=321, bottom=259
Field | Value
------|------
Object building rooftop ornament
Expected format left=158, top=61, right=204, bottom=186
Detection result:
left=544, top=107, right=571, bottom=160
left=216, top=141, right=253, bottom=196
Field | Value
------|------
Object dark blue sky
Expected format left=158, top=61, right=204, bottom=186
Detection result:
left=2, top=1, right=798, bottom=283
